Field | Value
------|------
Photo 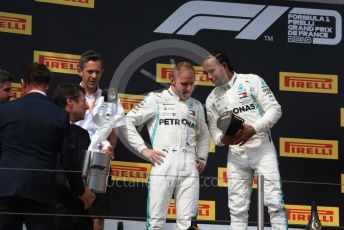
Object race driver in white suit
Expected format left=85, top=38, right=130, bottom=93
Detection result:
left=123, top=61, right=210, bottom=230
left=203, top=51, right=287, bottom=230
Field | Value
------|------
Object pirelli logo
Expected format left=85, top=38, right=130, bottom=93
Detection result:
left=286, top=204, right=339, bottom=227
left=167, top=199, right=215, bottom=221
left=156, top=63, right=213, bottom=86
left=279, top=72, right=338, bottom=94
left=217, top=167, right=257, bottom=188
left=340, top=108, right=344, bottom=127
left=10, top=83, right=24, bottom=100
left=110, top=161, right=151, bottom=183
left=0, top=12, right=32, bottom=35
left=341, top=174, right=344, bottom=193
left=118, top=93, right=144, bottom=114
left=34, top=51, right=80, bottom=74
left=280, top=138, right=338, bottom=160
left=35, top=0, right=94, bottom=8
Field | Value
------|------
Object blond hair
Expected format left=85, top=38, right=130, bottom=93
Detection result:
left=172, top=61, right=195, bottom=78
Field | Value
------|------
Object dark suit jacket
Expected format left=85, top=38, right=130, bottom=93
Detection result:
left=0, top=92, right=84, bottom=205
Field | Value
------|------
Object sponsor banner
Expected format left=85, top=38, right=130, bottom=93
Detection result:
left=280, top=137, right=338, bottom=160
left=340, top=108, right=344, bottom=127
left=110, top=161, right=151, bottom=183
left=35, top=0, right=94, bottom=8
left=286, top=204, right=339, bottom=227
left=217, top=167, right=257, bottom=188
left=279, top=72, right=338, bottom=94
left=34, top=51, right=80, bottom=74
left=156, top=63, right=213, bottom=86
left=118, top=93, right=144, bottom=114
left=341, top=174, right=344, bottom=193
left=167, top=199, right=215, bottom=221
left=0, top=12, right=32, bottom=35
left=154, top=2, right=342, bottom=45
left=11, top=83, right=24, bottom=100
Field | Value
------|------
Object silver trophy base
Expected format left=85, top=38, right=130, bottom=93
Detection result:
left=83, top=150, right=111, bottom=193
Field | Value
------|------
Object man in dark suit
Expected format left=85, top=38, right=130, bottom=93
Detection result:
left=53, top=83, right=93, bottom=230
left=0, top=63, right=95, bottom=230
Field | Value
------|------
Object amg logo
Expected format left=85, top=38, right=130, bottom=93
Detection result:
left=285, top=76, right=332, bottom=89
left=154, top=1, right=342, bottom=45
left=159, top=118, right=195, bottom=128
left=285, top=142, right=333, bottom=155
left=233, top=103, right=255, bottom=114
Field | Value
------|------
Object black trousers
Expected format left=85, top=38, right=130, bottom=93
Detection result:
left=55, top=187, right=93, bottom=230
left=0, top=196, right=55, bottom=230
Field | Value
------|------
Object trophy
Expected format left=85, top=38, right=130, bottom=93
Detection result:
left=82, top=88, right=118, bottom=193
left=217, top=111, right=244, bottom=137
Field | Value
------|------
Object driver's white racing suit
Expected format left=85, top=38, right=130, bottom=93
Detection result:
left=124, top=88, right=210, bottom=230
left=206, top=73, right=287, bottom=230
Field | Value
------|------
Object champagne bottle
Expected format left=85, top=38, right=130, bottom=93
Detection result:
left=306, top=201, right=322, bottom=230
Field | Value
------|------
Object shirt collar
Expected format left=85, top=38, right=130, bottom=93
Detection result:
left=220, top=72, right=237, bottom=91
left=27, top=90, right=46, bottom=96
left=167, top=87, right=187, bottom=102
left=79, top=82, right=101, bottom=98
left=167, top=87, right=179, bottom=100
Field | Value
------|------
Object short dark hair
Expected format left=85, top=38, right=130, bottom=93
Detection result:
left=20, top=63, right=52, bottom=87
left=79, top=50, right=103, bottom=70
left=0, top=69, right=13, bottom=84
left=53, top=83, right=85, bottom=108
left=208, top=51, right=234, bottom=72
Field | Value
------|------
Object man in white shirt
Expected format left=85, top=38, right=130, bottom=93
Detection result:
left=75, top=50, right=125, bottom=230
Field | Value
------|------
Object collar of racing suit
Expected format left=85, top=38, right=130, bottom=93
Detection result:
left=167, top=87, right=184, bottom=102
left=220, top=72, right=237, bottom=92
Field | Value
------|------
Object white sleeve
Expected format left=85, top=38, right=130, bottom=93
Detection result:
left=205, top=96, right=224, bottom=146
left=251, top=75, right=282, bottom=134
left=123, top=94, right=157, bottom=154
left=196, top=105, right=210, bottom=165
left=110, top=97, right=126, bottom=129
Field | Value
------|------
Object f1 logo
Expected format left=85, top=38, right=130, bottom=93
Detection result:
left=154, top=1, right=342, bottom=45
